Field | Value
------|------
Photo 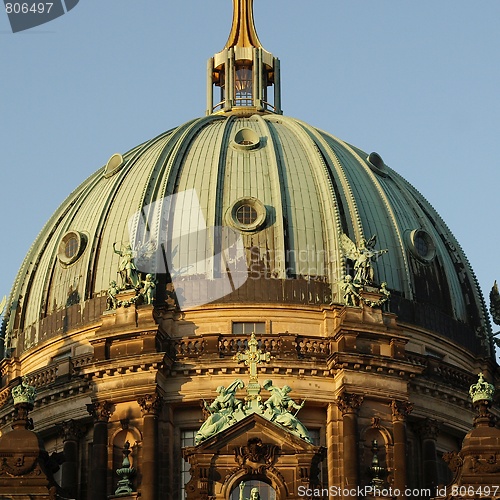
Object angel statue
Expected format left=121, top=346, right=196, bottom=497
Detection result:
left=340, top=233, right=388, bottom=285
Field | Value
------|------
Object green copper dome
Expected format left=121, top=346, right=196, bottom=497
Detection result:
left=2, top=112, right=490, bottom=355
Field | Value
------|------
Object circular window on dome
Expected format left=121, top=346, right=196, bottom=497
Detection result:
left=232, top=128, right=261, bottom=150
left=367, top=151, right=388, bottom=176
left=227, top=197, right=267, bottom=232
left=58, top=231, right=87, bottom=266
left=407, top=229, right=436, bottom=262
left=103, top=153, right=124, bottom=178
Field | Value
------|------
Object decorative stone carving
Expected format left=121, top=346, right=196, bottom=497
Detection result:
left=234, top=437, right=280, bottom=474
left=390, top=400, right=413, bottom=421
left=335, top=392, right=364, bottom=415
left=417, top=418, right=440, bottom=440
left=441, top=451, right=463, bottom=474
left=471, top=454, right=500, bottom=474
left=137, top=392, right=162, bottom=416
left=0, top=453, right=39, bottom=477
left=58, top=419, right=85, bottom=442
left=86, top=401, right=113, bottom=422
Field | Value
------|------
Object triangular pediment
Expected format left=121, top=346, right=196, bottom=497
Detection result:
left=187, top=412, right=318, bottom=455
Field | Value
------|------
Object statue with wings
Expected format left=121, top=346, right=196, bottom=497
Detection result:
left=340, top=233, right=388, bottom=285
left=490, top=281, right=500, bottom=348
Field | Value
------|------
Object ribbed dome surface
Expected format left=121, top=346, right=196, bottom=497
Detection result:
left=4, top=113, right=490, bottom=354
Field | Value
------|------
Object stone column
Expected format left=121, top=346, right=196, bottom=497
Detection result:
left=391, top=400, right=413, bottom=499
left=86, top=401, right=113, bottom=500
left=137, top=392, right=162, bottom=500
left=326, top=402, right=336, bottom=488
left=59, top=419, right=85, bottom=499
left=335, top=393, right=364, bottom=499
left=418, top=418, right=440, bottom=496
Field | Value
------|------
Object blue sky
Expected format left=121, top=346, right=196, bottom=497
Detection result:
left=1, top=1, right=499, bottom=335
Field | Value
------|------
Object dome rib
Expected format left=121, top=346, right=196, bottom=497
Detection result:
left=273, top=116, right=344, bottom=287
left=254, top=115, right=287, bottom=278
left=338, top=140, right=413, bottom=298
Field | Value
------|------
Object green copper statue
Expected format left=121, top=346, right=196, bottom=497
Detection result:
left=113, top=242, right=139, bottom=288
left=195, top=379, right=245, bottom=444
left=340, top=233, right=387, bottom=285
left=239, top=482, right=260, bottom=500
left=262, top=380, right=312, bottom=443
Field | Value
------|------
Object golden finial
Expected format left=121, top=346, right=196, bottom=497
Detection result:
left=224, top=0, right=263, bottom=49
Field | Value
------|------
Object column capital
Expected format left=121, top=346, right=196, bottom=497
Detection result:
left=86, top=401, right=113, bottom=423
left=59, top=419, right=86, bottom=442
left=335, top=392, right=364, bottom=415
left=391, top=400, right=413, bottom=421
left=416, top=418, right=440, bottom=440
left=137, top=392, right=162, bottom=416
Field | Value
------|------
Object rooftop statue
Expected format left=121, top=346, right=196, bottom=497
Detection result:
left=340, top=275, right=361, bottom=307
left=195, top=379, right=245, bottom=444
left=262, top=380, right=312, bottom=443
left=140, top=274, right=156, bottom=305
left=340, top=233, right=388, bottom=285
left=113, top=243, right=139, bottom=289
left=106, top=281, right=120, bottom=311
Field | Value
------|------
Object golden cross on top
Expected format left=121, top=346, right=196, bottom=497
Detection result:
left=233, top=333, right=270, bottom=382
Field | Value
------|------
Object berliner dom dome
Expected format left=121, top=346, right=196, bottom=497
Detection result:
left=2, top=2, right=490, bottom=355
left=0, top=2, right=495, bottom=499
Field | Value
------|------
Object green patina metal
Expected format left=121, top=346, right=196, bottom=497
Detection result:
left=195, top=333, right=312, bottom=445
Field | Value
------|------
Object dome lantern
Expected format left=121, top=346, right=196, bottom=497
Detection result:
left=206, top=0, right=282, bottom=116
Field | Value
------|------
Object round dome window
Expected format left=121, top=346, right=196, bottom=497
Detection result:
left=227, top=197, right=267, bottom=232
left=367, top=151, right=388, bottom=176
left=58, top=231, right=87, bottom=266
left=232, top=128, right=261, bottom=150
left=407, top=229, right=436, bottom=262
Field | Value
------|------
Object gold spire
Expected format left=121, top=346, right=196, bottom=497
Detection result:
left=206, top=0, right=281, bottom=116
left=224, top=0, right=263, bottom=49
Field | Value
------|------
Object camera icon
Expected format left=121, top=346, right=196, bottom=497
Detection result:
left=5, top=0, right=79, bottom=33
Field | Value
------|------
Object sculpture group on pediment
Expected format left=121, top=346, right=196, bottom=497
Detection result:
left=196, top=379, right=246, bottom=444
left=262, top=380, right=311, bottom=443
left=195, top=376, right=312, bottom=444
